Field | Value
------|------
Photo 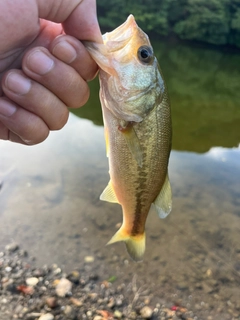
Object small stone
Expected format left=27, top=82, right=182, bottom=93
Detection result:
left=114, top=310, right=122, bottom=318
left=5, top=243, right=19, bottom=252
left=5, top=266, right=12, bottom=272
left=56, top=278, right=72, bottom=297
left=140, top=306, right=153, bottom=319
left=84, top=256, right=95, bottom=263
left=38, top=313, right=54, bottom=320
left=128, top=311, right=137, bottom=319
left=116, top=298, right=123, bottom=306
left=107, top=297, right=115, bottom=308
left=64, top=305, right=73, bottom=315
left=26, top=313, right=42, bottom=319
left=26, top=277, right=39, bottom=286
left=93, top=317, right=103, bottom=320
left=86, top=310, right=92, bottom=317
left=14, top=305, right=23, bottom=314
left=33, top=268, right=47, bottom=277
left=89, top=292, right=98, bottom=302
left=70, top=297, right=83, bottom=307
left=18, top=249, right=28, bottom=257
left=67, top=271, right=80, bottom=284
left=206, top=269, right=212, bottom=277
left=46, top=297, right=57, bottom=308
left=53, top=267, right=62, bottom=275
left=1, top=298, right=8, bottom=304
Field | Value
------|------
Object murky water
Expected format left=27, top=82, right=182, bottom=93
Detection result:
left=0, top=40, right=240, bottom=319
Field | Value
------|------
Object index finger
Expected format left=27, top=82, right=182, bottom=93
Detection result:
left=63, top=0, right=102, bottom=43
left=37, top=0, right=102, bottom=43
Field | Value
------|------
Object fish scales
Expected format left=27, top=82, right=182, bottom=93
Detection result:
left=84, top=15, right=172, bottom=261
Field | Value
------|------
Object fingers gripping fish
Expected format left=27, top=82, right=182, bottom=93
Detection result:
left=84, top=15, right=172, bottom=261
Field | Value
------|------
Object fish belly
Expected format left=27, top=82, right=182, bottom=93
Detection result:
left=101, top=90, right=171, bottom=237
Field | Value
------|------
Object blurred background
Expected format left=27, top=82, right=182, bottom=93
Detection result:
left=0, top=1, right=240, bottom=319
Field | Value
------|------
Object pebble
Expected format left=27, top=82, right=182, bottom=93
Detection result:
left=114, top=310, right=122, bottom=318
left=128, top=311, right=137, bottom=319
left=107, top=297, right=115, bottom=308
left=70, top=297, right=83, bottom=307
left=64, top=305, right=73, bottom=315
left=5, top=243, right=19, bottom=252
left=116, top=298, right=123, bottom=306
left=140, top=306, right=153, bottom=319
left=55, top=278, right=72, bottom=297
left=26, top=313, right=42, bottom=319
left=45, top=297, right=57, bottom=308
left=67, top=271, right=80, bottom=284
left=26, top=277, right=39, bottom=286
left=0, top=244, right=234, bottom=320
left=84, top=256, right=95, bottom=263
left=38, top=313, right=54, bottom=320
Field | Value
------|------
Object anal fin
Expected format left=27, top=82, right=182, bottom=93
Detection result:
left=100, top=180, right=119, bottom=203
left=152, top=173, right=172, bottom=219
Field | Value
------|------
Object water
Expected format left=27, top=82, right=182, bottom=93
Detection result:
left=0, top=40, right=240, bottom=319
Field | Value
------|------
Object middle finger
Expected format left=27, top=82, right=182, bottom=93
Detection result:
left=22, top=47, right=90, bottom=109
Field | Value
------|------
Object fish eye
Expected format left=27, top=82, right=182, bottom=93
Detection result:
left=137, top=46, right=154, bottom=64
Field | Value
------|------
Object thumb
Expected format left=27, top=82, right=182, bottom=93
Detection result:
left=37, top=0, right=102, bottom=43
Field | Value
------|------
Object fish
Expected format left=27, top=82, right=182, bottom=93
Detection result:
left=84, top=14, right=172, bottom=261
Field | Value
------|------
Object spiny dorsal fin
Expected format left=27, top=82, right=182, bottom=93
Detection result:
left=100, top=180, right=119, bottom=203
left=121, top=125, right=143, bottom=167
left=153, top=173, right=172, bottom=219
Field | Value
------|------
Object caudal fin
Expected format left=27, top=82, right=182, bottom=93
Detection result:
left=107, top=226, right=145, bottom=262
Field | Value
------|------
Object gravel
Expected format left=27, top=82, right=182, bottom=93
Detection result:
left=0, top=243, right=200, bottom=320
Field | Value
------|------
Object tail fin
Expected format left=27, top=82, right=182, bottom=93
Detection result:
left=107, top=226, right=145, bottom=262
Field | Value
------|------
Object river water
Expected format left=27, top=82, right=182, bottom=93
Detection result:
left=0, top=40, right=240, bottom=319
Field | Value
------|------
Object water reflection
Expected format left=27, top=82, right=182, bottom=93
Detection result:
left=72, top=39, right=240, bottom=153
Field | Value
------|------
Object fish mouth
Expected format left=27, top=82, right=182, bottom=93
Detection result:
left=102, top=15, right=138, bottom=46
left=83, top=15, right=139, bottom=75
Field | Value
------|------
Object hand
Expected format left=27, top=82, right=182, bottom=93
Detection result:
left=0, top=0, right=102, bottom=144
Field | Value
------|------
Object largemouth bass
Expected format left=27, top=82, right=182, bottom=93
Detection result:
left=85, top=15, right=172, bottom=261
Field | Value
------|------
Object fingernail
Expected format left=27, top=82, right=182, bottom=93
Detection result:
left=52, top=41, right=77, bottom=64
left=27, top=50, right=54, bottom=75
left=0, top=99, right=17, bottom=117
left=6, top=72, right=31, bottom=95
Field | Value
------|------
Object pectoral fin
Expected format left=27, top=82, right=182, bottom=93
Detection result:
left=121, top=126, right=143, bottom=167
left=153, top=173, right=172, bottom=219
left=100, top=180, right=119, bottom=203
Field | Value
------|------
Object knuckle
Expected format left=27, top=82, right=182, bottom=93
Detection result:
left=50, top=108, right=69, bottom=131
left=72, top=86, right=90, bottom=108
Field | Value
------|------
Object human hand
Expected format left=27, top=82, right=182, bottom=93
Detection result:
left=0, top=0, right=102, bottom=144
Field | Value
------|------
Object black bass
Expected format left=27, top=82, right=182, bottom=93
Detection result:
left=84, top=15, right=172, bottom=261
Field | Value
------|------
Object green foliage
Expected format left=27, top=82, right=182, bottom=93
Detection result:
left=97, top=0, right=240, bottom=48
left=172, top=0, right=229, bottom=45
